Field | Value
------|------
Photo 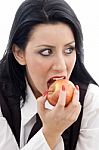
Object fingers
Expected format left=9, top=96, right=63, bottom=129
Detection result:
left=68, top=85, right=81, bottom=115
left=63, top=85, right=81, bottom=123
left=56, top=85, right=66, bottom=107
left=37, top=95, right=47, bottom=114
left=56, top=84, right=81, bottom=118
left=72, top=85, right=79, bottom=102
left=71, top=85, right=81, bottom=107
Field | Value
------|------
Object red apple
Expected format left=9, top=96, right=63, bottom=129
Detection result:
left=47, top=79, right=75, bottom=106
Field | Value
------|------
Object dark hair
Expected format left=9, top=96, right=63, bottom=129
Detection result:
left=0, top=0, right=97, bottom=103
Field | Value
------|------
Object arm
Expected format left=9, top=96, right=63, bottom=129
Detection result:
left=0, top=107, right=63, bottom=150
left=0, top=111, right=19, bottom=150
left=0, top=84, right=80, bottom=150
left=22, top=128, right=64, bottom=150
left=37, top=86, right=81, bottom=149
left=76, top=84, right=99, bottom=150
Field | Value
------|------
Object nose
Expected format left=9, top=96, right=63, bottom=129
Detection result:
left=52, top=54, right=66, bottom=73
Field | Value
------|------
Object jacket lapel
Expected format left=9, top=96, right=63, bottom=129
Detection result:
left=27, top=113, right=42, bottom=142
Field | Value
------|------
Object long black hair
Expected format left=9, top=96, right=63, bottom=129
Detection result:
left=0, top=0, right=97, bottom=104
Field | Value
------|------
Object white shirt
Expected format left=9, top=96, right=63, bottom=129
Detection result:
left=0, top=83, right=64, bottom=150
left=0, top=83, right=99, bottom=150
left=75, top=83, right=99, bottom=150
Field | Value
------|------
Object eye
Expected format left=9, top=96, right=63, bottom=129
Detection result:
left=39, top=48, right=53, bottom=56
left=64, top=46, right=75, bottom=55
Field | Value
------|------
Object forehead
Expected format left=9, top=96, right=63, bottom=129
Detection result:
left=28, top=22, right=75, bottom=43
left=30, top=22, right=73, bottom=36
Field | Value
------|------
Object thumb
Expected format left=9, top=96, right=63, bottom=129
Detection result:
left=37, top=95, right=47, bottom=114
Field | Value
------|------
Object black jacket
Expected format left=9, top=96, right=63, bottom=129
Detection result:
left=0, top=83, right=88, bottom=149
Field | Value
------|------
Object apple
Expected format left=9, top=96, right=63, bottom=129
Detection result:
left=47, top=79, right=75, bottom=106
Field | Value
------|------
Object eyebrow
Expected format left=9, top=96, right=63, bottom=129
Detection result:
left=36, top=41, right=75, bottom=48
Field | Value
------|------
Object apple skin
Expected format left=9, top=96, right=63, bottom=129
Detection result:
left=47, top=79, right=75, bottom=106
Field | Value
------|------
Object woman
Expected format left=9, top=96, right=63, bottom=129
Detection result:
left=0, top=0, right=99, bottom=149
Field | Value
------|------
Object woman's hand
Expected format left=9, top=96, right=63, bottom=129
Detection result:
left=37, top=85, right=81, bottom=149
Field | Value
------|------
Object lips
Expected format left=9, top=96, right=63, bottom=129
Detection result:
left=47, top=76, right=66, bottom=88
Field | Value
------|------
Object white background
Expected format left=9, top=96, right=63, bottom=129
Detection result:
left=0, top=0, right=99, bottom=83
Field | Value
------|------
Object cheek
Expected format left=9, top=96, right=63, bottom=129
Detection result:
left=25, top=57, right=50, bottom=92
left=26, top=57, right=45, bottom=79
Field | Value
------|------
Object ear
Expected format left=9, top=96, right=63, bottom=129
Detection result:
left=12, top=44, right=26, bottom=65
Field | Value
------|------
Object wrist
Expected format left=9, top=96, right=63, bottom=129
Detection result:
left=42, top=127, right=60, bottom=149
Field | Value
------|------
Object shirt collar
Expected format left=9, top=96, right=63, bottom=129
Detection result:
left=21, top=82, right=37, bottom=126
left=21, top=81, right=54, bottom=126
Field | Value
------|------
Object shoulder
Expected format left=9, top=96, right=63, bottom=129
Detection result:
left=84, top=83, right=99, bottom=108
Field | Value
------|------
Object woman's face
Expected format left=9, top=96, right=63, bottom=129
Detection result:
left=15, top=23, right=76, bottom=97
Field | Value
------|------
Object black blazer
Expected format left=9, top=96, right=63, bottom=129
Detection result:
left=0, top=82, right=88, bottom=149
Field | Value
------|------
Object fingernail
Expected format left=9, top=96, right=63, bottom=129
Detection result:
left=75, top=85, right=79, bottom=90
left=42, top=91, right=48, bottom=97
left=62, top=85, right=65, bottom=91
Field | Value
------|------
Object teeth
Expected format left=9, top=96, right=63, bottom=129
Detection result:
left=47, top=76, right=65, bottom=88
left=53, top=77, right=64, bottom=80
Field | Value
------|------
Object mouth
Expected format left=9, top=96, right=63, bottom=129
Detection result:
left=47, top=76, right=66, bottom=88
